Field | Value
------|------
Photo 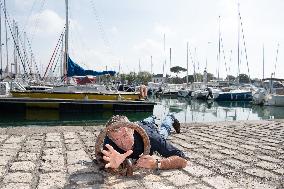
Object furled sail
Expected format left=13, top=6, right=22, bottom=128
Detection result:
left=67, top=57, right=116, bottom=77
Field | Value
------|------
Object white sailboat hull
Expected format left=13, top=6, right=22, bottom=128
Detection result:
left=265, top=94, right=284, bottom=106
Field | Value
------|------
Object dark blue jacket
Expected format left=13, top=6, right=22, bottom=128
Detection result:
left=104, top=122, right=185, bottom=160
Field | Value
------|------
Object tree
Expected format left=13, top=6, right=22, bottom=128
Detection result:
left=137, top=71, right=152, bottom=84
left=183, top=75, right=194, bottom=83
left=226, top=75, right=236, bottom=82
left=170, top=66, right=187, bottom=77
left=238, top=73, right=250, bottom=83
left=126, top=72, right=136, bottom=85
left=207, top=73, right=215, bottom=81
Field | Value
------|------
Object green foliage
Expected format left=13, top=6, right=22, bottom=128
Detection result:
left=207, top=73, right=215, bottom=81
left=119, top=71, right=152, bottom=85
left=170, top=66, right=187, bottom=75
left=226, top=75, right=236, bottom=81
left=238, top=73, right=250, bottom=83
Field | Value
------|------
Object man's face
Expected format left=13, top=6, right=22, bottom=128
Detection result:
left=108, top=127, right=134, bottom=151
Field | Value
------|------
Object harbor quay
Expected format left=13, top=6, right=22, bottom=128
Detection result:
left=0, top=120, right=283, bottom=189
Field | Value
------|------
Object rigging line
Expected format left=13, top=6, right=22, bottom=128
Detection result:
left=43, top=30, right=64, bottom=78
left=0, top=5, right=27, bottom=77
left=16, top=29, right=34, bottom=75
left=30, top=0, right=46, bottom=45
left=52, top=48, right=63, bottom=75
left=25, top=32, right=41, bottom=76
left=21, top=0, right=38, bottom=35
left=273, top=43, right=280, bottom=77
left=219, top=33, right=228, bottom=76
left=89, top=0, right=114, bottom=55
left=49, top=35, right=63, bottom=76
left=238, top=12, right=250, bottom=80
left=188, top=45, right=195, bottom=81
left=0, top=1, right=29, bottom=76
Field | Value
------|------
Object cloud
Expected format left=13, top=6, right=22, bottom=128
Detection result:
left=14, top=0, right=35, bottom=10
left=154, top=24, right=175, bottom=37
left=28, top=9, right=65, bottom=37
left=109, top=26, right=118, bottom=35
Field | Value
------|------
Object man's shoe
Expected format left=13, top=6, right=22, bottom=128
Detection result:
left=171, top=115, right=180, bottom=133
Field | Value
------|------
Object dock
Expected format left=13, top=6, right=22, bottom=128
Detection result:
left=0, top=98, right=155, bottom=112
left=0, top=120, right=283, bottom=188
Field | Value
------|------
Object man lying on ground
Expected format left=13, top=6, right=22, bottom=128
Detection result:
left=102, top=114, right=188, bottom=171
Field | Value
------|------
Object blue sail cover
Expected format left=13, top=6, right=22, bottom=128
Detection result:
left=67, top=57, right=116, bottom=77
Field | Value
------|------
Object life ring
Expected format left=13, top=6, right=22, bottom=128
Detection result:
left=95, top=121, right=151, bottom=176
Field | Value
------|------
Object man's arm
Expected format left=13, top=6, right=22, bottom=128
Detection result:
left=136, top=155, right=187, bottom=170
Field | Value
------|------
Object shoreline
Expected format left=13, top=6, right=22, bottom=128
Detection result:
left=0, top=120, right=283, bottom=188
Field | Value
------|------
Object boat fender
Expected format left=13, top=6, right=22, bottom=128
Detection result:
left=139, top=85, right=148, bottom=99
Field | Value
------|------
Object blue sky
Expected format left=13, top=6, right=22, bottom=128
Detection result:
left=3, top=0, right=284, bottom=79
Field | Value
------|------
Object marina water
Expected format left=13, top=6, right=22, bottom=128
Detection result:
left=1, top=97, right=284, bottom=127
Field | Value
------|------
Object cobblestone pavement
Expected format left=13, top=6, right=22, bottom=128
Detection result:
left=0, top=120, right=283, bottom=189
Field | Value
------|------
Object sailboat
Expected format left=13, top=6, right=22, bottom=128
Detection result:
left=10, top=0, right=141, bottom=101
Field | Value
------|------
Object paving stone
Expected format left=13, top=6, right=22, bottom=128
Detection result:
left=234, top=153, right=256, bottom=163
left=4, top=136, right=26, bottom=143
left=257, top=155, right=282, bottom=163
left=45, top=133, right=61, bottom=142
left=222, top=159, right=250, bottom=169
left=258, top=145, right=278, bottom=151
left=218, top=149, right=237, bottom=155
left=65, top=143, right=84, bottom=151
left=37, top=172, right=67, bottom=189
left=272, top=168, right=284, bottom=175
left=0, top=135, right=9, bottom=143
left=64, top=139, right=80, bottom=144
left=3, top=172, right=33, bottom=183
left=205, top=152, right=226, bottom=160
left=142, top=181, right=175, bottom=189
left=21, top=147, right=41, bottom=153
left=0, top=166, right=6, bottom=177
left=66, top=150, right=91, bottom=165
left=203, top=144, right=223, bottom=150
left=43, top=148, right=63, bottom=156
left=240, top=144, right=257, bottom=151
left=244, top=168, right=279, bottom=179
left=187, top=184, right=213, bottom=189
left=202, top=175, right=240, bottom=189
left=183, top=163, right=213, bottom=177
left=237, top=177, right=279, bottom=189
left=40, top=155, right=65, bottom=172
left=63, top=132, right=77, bottom=139
left=256, top=161, right=280, bottom=170
left=10, top=161, right=36, bottom=172
left=1, top=183, right=31, bottom=189
left=67, top=164, right=98, bottom=174
left=166, top=170, right=197, bottom=186
left=0, top=156, right=12, bottom=166
left=1, top=143, right=21, bottom=149
left=45, top=141, right=62, bottom=148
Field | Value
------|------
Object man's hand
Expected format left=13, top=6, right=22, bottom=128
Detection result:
left=135, top=155, right=156, bottom=169
left=102, top=144, right=133, bottom=169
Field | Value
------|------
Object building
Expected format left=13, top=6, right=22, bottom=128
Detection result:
left=152, top=74, right=166, bottom=83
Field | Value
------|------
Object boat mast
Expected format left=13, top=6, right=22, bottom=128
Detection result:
left=186, top=42, right=189, bottom=85
left=64, top=0, right=69, bottom=83
left=0, top=5, right=2, bottom=80
left=218, top=16, right=220, bottom=81
left=262, top=44, right=264, bottom=80
left=4, top=0, right=9, bottom=76
left=237, top=3, right=240, bottom=85
left=150, top=55, right=153, bottom=74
